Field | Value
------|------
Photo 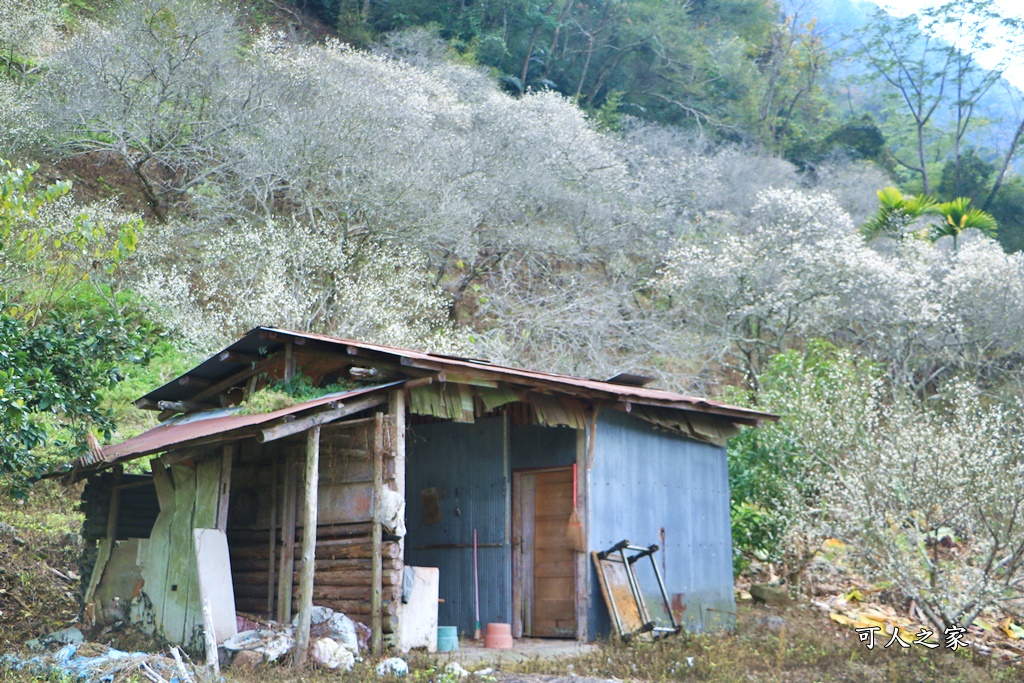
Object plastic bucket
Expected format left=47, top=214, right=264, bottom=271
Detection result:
left=483, top=622, right=513, bottom=649
left=437, top=626, right=459, bottom=652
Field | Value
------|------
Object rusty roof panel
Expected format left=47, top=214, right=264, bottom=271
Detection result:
left=82, top=382, right=402, bottom=469
left=137, top=327, right=775, bottom=423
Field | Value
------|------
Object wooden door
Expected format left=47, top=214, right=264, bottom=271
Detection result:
left=513, top=468, right=576, bottom=638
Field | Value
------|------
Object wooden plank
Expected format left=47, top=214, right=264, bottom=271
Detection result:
left=217, top=445, right=234, bottom=532
left=535, top=560, right=575, bottom=578
left=163, top=465, right=198, bottom=646
left=532, top=468, right=575, bottom=638
left=574, top=427, right=588, bottom=641
left=276, top=453, right=296, bottom=623
left=591, top=554, right=644, bottom=636
left=267, top=454, right=278, bottom=619
left=371, top=412, right=384, bottom=655
left=193, top=529, right=238, bottom=644
left=522, top=473, right=536, bottom=636
left=258, top=395, right=389, bottom=443
left=388, top=389, right=406, bottom=640
left=294, top=425, right=321, bottom=667
left=511, top=471, right=524, bottom=638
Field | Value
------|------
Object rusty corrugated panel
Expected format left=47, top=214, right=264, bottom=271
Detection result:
left=586, top=410, right=736, bottom=635
left=77, top=382, right=403, bottom=470
left=137, top=327, right=775, bottom=424
left=404, top=417, right=511, bottom=635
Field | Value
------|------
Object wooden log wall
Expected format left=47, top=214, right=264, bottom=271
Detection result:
left=226, top=418, right=402, bottom=634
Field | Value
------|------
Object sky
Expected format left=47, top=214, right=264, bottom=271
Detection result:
left=875, top=0, right=1024, bottom=89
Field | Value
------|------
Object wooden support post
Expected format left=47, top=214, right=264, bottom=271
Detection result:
left=284, top=342, right=296, bottom=392
left=268, top=454, right=278, bottom=618
left=388, top=390, right=406, bottom=641
left=294, top=426, right=321, bottom=667
left=217, top=445, right=234, bottom=532
left=276, top=452, right=297, bottom=623
left=371, top=412, right=384, bottom=655
left=575, top=427, right=590, bottom=642
left=106, top=465, right=123, bottom=541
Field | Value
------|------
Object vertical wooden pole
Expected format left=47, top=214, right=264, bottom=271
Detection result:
left=388, top=390, right=406, bottom=643
left=216, top=445, right=234, bottom=532
left=267, top=454, right=278, bottom=618
left=575, top=412, right=595, bottom=642
left=371, top=412, right=384, bottom=655
left=294, top=426, right=320, bottom=667
left=106, top=465, right=123, bottom=541
left=284, top=342, right=296, bottom=391
left=276, top=452, right=296, bottom=623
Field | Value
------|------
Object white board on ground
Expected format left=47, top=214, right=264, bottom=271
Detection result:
left=398, top=566, right=439, bottom=653
left=193, top=528, right=238, bottom=644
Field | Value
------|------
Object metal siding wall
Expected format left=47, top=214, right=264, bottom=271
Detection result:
left=510, top=424, right=577, bottom=470
left=404, top=417, right=511, bottom=636
left=586, top=410, right=735, bottom=637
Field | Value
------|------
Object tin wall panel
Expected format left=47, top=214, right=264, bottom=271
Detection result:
left=405, top=417, right=511, bottom=635
left=587, top=410, right=735, bottom=636
left=510, top=424, right=577, bottom=471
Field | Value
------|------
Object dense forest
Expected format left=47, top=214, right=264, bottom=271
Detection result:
left=4, top=0, right=1024, bottom=639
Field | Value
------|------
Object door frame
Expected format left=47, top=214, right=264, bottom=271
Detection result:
left=511, top=465, right=578, bottom=639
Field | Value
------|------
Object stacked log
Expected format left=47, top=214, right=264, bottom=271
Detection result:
left=227, top=522, right=402, bottom=633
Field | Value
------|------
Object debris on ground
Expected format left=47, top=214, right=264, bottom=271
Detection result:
left=0, top=642, right=204, bottom=683
left=310, top=637, right=355, bottom=671
left=292, top=605, right=360, bottom=654
left=25, top=626, right=86, bottom=650
left=222, top=627, right=295, bottom=663
left=376, top=656, right=409, bottom=676
left=444, top=662, right=470, bottom=678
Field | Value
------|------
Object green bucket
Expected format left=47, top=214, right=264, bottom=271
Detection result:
left=437, top=626, right=459, bottom=652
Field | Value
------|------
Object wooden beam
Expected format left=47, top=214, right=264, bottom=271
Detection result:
left=371, top=412, right=384, bottom=655
left=216, top=444, right=234, bottom=532
left=157, top=400, right=218, bottom=415
left=294, top=426, right=321, bottom=667
left=218, top=351, right=264, bottom=365
left=388, top=389, right=406, bottom=642
left=192, top=354, right=279, bottom=404
left=257, top=395, right=388, bottom=443
left=284, top=342, right=296, bottom=391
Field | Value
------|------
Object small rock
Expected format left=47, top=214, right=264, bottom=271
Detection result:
left=232, top=650, right=263, bottom=671
left=311, top=638, right=355, bottom=671
left=0, top=523, right=17, bottom=536
left=750, top=583, right=791, bottom=607
left=758, top=615, right=787, bottom=632
left=686, top=657, right=695, bottom=667
left=474, top=668, right=495, bottom=677
left=444, top=662, right=470, bottom=679
left=376, top=657, right=408, bottom=677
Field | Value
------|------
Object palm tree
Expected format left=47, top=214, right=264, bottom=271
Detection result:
left=930, top=197, right=998, bottom=250
left=860, top=187, right=939, bottom=242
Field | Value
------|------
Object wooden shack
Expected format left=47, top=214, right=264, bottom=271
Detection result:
left=67, top=327, right=771, bottom=656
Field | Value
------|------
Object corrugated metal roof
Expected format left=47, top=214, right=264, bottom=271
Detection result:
left=74, top=382, right=402, bottom=471
left=139, top=327, right=774, bottom=424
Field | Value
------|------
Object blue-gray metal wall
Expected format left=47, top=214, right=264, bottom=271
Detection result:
left=403, top=419, right=580, bottom=636
left=510, top=424, right=576, bottom=470
left=404, top=418, right=510, bottom=636
left=587, top=410, right=736, bottom=636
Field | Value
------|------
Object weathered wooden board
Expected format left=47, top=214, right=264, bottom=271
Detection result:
left=193, top=528, right=238, bottom=644
left=591, top=551, right=645, bottom=637
left=531, top=469, right=575, bottom=637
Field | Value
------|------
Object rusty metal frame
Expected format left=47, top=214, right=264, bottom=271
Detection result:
left=593, top=540, right=682, bottom=641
